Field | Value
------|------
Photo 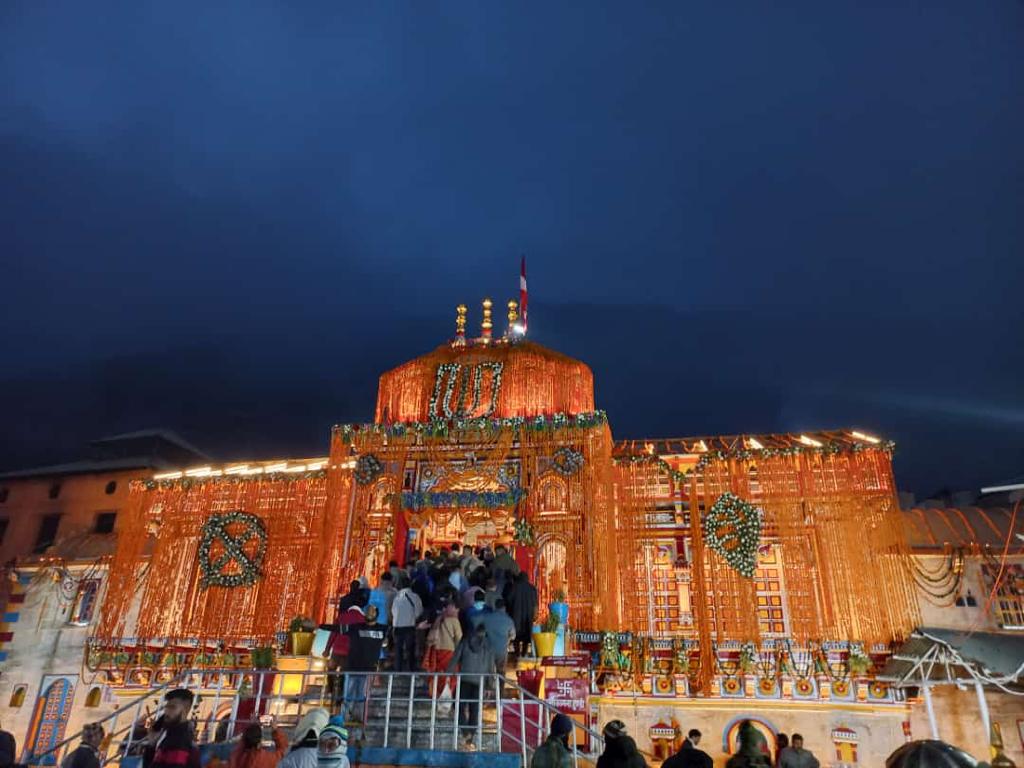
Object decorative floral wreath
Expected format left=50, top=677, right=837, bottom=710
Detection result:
left=354, top=454, right=384, bottom=486
left=552, top=447, right=585, bottom=476
left=704, top=492, right=762, bottom=578
left=197, top=511, right=267, bottom=589
left=513, top=517, right=536, bottom=545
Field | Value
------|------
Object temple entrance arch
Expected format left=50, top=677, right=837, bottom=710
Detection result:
left=408, top=464, right=517, bottom=554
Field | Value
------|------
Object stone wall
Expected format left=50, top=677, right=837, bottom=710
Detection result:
left=0, top=470, right=136, bottom=564
left=596, top=697, right=910, bottom=767
left=0, top=566, right=120, bottom=763
left=908, top=686, right=1024, bottom=766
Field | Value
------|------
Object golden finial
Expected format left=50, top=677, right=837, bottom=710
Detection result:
left=506, top=299, right=519, bottom=336
left=991, top=723, right=1016, bottom=767
left=455, top=303, right=467, bottom=340
left=481, top=298, right=493, bottom=342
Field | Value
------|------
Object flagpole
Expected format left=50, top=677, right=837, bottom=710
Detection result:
left=519, top=255, right=528, bottom=335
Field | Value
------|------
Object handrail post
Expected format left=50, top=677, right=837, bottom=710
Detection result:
left=104, top=709, right=120, bottom=763
left=428, top=672, right=438, bottom=752
left=228, top=688, right=241, bottom=739
left=383, top=673, right=394, bottom=748
left=571, top=717, right=579, bottom=768
left=207, top=669, right=225, bottom=744
left=519, top=686, right=527, bottom=768
left=123, top=693, right=145, bottom=758
left=452, top=675, right=461, bottom=748
left=253, top=670, right=265, bottom=730
left=406, top=672, right=415, bottom=749
left=494, top=673, right=503, bottom=754
left=476, top=675, right=483, bottom=749
left=535, top=698, right=542, bottom=748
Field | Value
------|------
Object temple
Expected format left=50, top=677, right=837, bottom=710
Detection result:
left=0, top=299, right=1020, bottom=766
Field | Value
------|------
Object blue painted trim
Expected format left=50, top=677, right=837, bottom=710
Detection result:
left=121, top=746, right=520, bottom=768
left=3, top=612, right=20, bottom=623
left=354, top=748, right=520, bottom=768
left=0, top=651, right=7, bottom=662
left=18, top=573, right=32, bottom=585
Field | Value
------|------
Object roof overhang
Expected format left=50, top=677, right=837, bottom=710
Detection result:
left=879, top=627, right=1024, bottom=694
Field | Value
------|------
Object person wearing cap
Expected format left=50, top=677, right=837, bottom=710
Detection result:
left=316, top=718, right=349, bottom=768
left=328, top=589, right=370, bottom=706
left=530, top=714, right=574, bottom=768
left=278, top=709, right=329, bottom=768
left=663, top=729, right=711, bottom=768
left=597, top=720, right=647, bottom=768
left=62, top=723, right=105, bottom=768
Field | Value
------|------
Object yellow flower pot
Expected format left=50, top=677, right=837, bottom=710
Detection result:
left=533, top=631, right=556, bottom=659
left=291, top=631, right=315, bottom=656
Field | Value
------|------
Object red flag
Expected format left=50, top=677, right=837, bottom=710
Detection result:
left=519, top=255, right=528, bottom=334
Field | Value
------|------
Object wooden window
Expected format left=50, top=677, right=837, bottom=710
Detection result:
left=33, top=514, right=61, bottom=553
left=94, top=512, right=117, bottom=534
left=9, top=685, right=27, bottom=707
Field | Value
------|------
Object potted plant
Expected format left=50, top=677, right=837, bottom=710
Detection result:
left=532, top=612, right=559, bottom=658
left=288, top=616, right=316, bottom=656
left=548, top=588, right=569, bottom=627
left=848, top=649, right=871, bottom=677
left=251, top=646, right=276, bottom=670
left=738, top=644, right=757, bottom=677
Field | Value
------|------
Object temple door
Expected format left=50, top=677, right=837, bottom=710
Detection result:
left=23, top=676, right=76, bottom=765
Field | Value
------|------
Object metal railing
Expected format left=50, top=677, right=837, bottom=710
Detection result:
left=336, top=670, right=603, bottom=767
left=26, top=671, right=189, bottom=767
left=30, top=668, right=602, bottom=768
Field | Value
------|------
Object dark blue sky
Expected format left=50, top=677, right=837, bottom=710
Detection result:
left=2, top=2, right=1022, bottom=496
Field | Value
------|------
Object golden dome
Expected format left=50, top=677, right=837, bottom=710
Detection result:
left=374, top=340, right=595, bottom=424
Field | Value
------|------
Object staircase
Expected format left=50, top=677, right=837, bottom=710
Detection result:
left=31, top=669, right=601, bottom=768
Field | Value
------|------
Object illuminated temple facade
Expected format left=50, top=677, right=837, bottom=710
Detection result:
left=0, top=302, right=1021, bottom=766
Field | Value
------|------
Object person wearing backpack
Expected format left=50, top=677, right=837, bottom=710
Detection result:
left=424, top=602, right=462, bottom=697
left=391, top=580, right=424, bottom=672
left=446, top=623, right=497, bottom=743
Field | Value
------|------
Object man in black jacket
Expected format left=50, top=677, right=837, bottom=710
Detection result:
left=662, top=729, right=712, bottom=768
left=344, top=605, right=386, bottom=722
left=62, top=723, right=105, bottom=768
left=506, top=572, right=538, bottom=657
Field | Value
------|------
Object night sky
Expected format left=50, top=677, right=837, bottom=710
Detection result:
left=2, top=3, right=1023, bottom=497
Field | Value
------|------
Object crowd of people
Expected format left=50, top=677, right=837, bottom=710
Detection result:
left=530, top=719, right=823, bottom=768
left=0, top=675, right=989, bottom=768
left=0, top=543, right=963, bottom=768
left=325, top=543, right=540, bottom=725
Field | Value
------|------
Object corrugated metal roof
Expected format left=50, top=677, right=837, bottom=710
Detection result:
left=902, top=507, right=1023, bottom=550
left=90, top=429, right=210, bottom=459
left=612, top=429, right=887, bottom=457
left=879, top=628, right=1024, bottom=687
left=0, top=456, right=177, bottom=480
